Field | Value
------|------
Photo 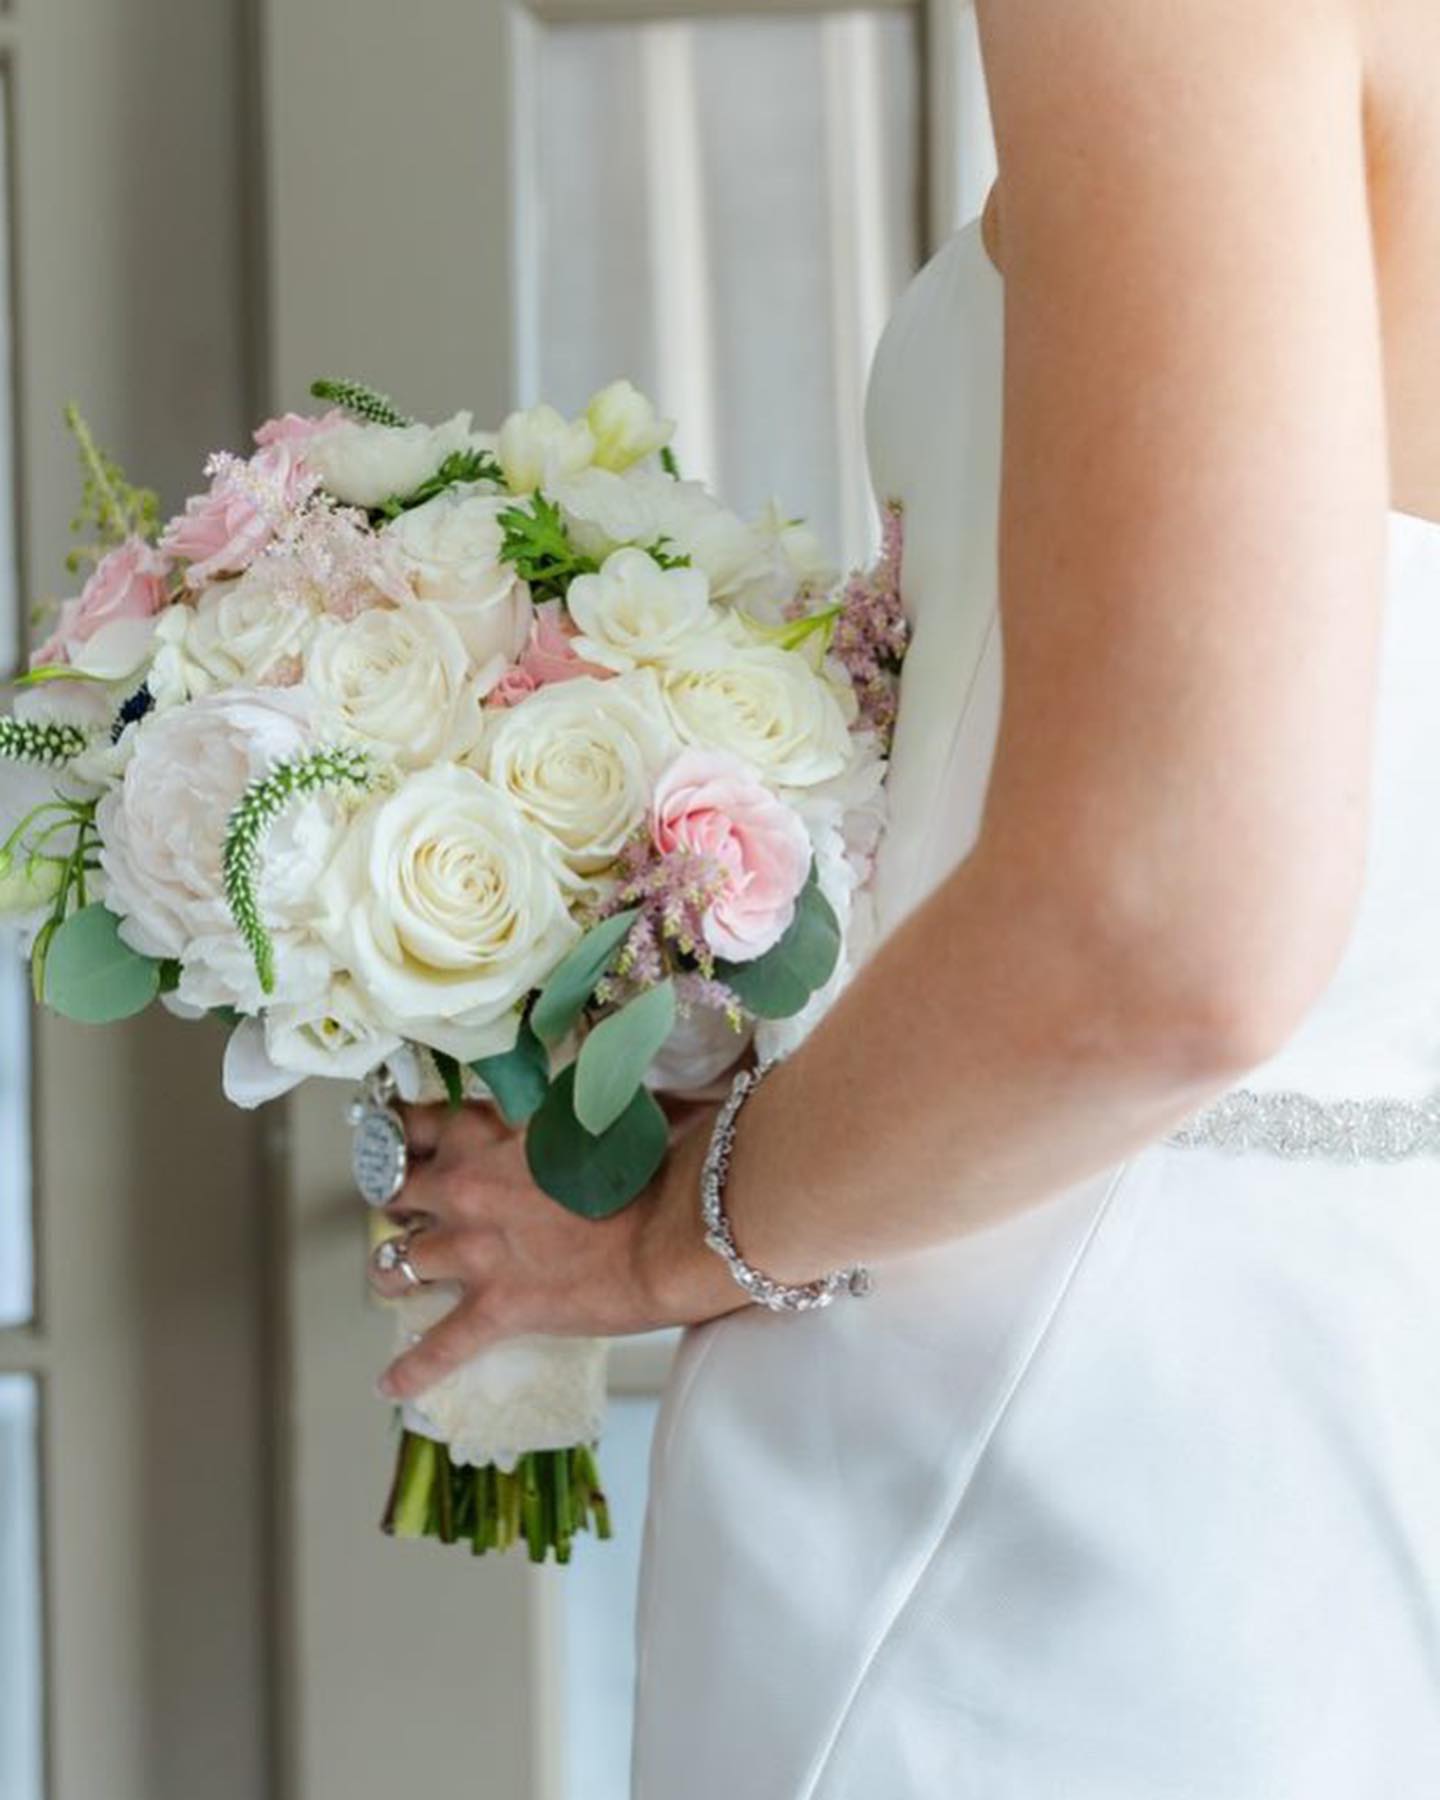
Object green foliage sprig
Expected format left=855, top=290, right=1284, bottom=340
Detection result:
left=309, top=377, right=414, bottom=428
left=0, top=716, right=92, bottom=767
left=497, top=493, right=600, bottom=601
left=375, top=448, right=505, bottom=523
left=223, top=746, right=374, bottom=995
left=63, top=405, right=161, bottom=575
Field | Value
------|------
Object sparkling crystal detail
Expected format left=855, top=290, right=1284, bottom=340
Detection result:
left=1167, top=1087, right=1440, bottom=1163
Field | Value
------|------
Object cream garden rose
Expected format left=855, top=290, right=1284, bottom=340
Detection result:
left=480, top=671, right=679, bottom=877
left=150, top=568, right=322, bottom=702
left=384, top=486, right=532, bottom=665
left=304, top=600, right=477, bottom=767
left=660, top=641, right=854, bottom=789
left=316, top=764, right=578, bottom=1060
left=566, top=547, right=719, bottom=672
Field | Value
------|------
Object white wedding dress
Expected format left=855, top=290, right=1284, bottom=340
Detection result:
left=631, top=212, right=1440, bottom=1798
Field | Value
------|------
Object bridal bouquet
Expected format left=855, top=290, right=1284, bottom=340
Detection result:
left=0, top=380, right=907, bottom=1560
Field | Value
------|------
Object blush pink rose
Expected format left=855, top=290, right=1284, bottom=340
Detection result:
left=651, top=749, right=812, bottom=962
left=160, top=442, right=316, bottom=588
left=486, top=600, right=614, bottom=708
left=253, top=409, right=346, bottom=449
left=31, top=535, right=172, bottom=669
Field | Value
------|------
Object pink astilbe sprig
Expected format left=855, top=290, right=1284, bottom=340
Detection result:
left=791, top=500, right=908, bottom=746
left=594, top=837, right=744, bottom=1027
left=253, top=495, right=407, bottom=621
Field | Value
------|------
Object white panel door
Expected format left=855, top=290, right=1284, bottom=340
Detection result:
left=258, top=5, right=977, bottom=1795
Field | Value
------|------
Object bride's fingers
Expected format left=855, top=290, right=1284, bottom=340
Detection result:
left=378, top=1298, right=503, bottom=1401
left=397, top=1102, right=448, bottom=1158
left=367, top=1226, right=475, bottom=1299
left=398, top=1100, right=513, bottom=1163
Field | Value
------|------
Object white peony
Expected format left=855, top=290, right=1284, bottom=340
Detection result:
left=585, top=380, right=675, bottom=473
left=660, top=641, right=854, bottom=789
left=304, top=412, right=487, bottom=510
left=149, top=569, right=322, bottom=703
left=479, top=671, right=679, bottom=878
left=566, top=547, right=719, bottom=673
left=383, top=487, right=532, bottom=666
left=304, top=600, right=479, bottom=768
left=315, top=764, right=578, bottom=1060
left=96, top=687, right=339, bottom=1005
left=496, top=404, right=595, bottom=495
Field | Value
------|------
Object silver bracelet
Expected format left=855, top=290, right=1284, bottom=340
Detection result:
left=700, top=1062, right=876, bottom=1313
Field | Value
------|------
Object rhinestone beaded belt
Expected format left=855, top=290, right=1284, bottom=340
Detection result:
left=1167, top=1087, right=1440, bottom=1163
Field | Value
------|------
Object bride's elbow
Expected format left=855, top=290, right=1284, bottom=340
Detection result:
left=1071, top=866, right=1364, bottom=1085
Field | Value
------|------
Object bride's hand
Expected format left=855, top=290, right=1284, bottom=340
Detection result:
left=371, top=1099, right=743, bottom=1402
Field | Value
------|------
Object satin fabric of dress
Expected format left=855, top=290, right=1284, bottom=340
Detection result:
left=631, top=217, right=1440, bottom=1798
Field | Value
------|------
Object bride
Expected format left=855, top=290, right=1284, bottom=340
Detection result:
left=372, top=0, right=1440, bottom=1791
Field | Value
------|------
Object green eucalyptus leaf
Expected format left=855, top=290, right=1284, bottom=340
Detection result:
left=525, top=1065, right=668, bottom=1219
left=44, top=903, right=161, bottom=1023
left=717, top=875, right=842, bottom=1021
left=530, top=909, right=640, bottom=1046
left=573, top=980, right=676, bottom=1136
left=470, top=1017, right=551, bottom=1127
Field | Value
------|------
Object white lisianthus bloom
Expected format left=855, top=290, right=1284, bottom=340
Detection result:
left=479, top=671, right=679, bottom=878
left=566, top=547, right=719, bottom=673
left=149, top=569, right=322, bottom=703
left=585, top=380, right=675, bottom=473
left=220, top=980, right=402, bottom=1108
left=383, top=487, right=533, bottom=666
left=556, top=470, right=775, bottom=606
left=496, top=404, right=595, bottom=496
left=730, top=501, right=840, bottom=625
left=96, top=687, right=338, bottom=1003
left=660, top=642, right=854, bottom=789
left=304, top=600, right=477, bottom=769
left=315, top=764, right=578, bottom=1060
left=304, top=411, right=487, bottom=510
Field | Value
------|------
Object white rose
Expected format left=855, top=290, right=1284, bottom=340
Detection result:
left=304, top=412, right=487, bottom=510
left=150, top=570, right=322, bottom=702
left=480, top=671, right=678, bottom=877
left=660, top=642, right=854, bottom=789
left=305, top=601, right=477, bottom=768
left=316, top=764, right=578, bottom=1059
left=585, top=380, right=675, bottom=473
left=96, top=687, right=338, bottom=1001
left=383, top=487, right=532, bottom=665
left=496, top=404, right=595, bottom=495
left=566, top=547, right=719, bottom=672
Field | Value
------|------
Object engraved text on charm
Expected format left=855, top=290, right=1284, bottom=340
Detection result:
left=351, top=1102, right=408, bottom=1207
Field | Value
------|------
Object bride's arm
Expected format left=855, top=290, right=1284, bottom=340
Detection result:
left=643, top=0, right=1391, bottom=1291
left=377, top=0, right=1392, bottom=1397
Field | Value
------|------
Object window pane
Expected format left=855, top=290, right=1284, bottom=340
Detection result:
left=563, top=1395, right=659, bottom=1800
left=0, top=1374, right=44, bottom=1800
left=0, top=64, right=28, bottom=1332
left=0, top=954, right=30, bottom=1328
left=519, top=8, right=923, bottom=567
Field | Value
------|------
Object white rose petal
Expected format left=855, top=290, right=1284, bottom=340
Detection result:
left=480, top=671, right=679, bottom=878
left=316, top=764, right=578, bottom=1059
left=384, top=487, right=532, bottom=665
left=305, top=601, right=476, bottom=768
left=305, top=412, right=486, bottom=510
left=566, top=547, right=719, bottom=673
left=660, top=642, right=854, bottom=789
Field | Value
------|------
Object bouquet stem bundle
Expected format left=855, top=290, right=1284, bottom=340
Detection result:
left=382, top=1429, right=611, bottom=1564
